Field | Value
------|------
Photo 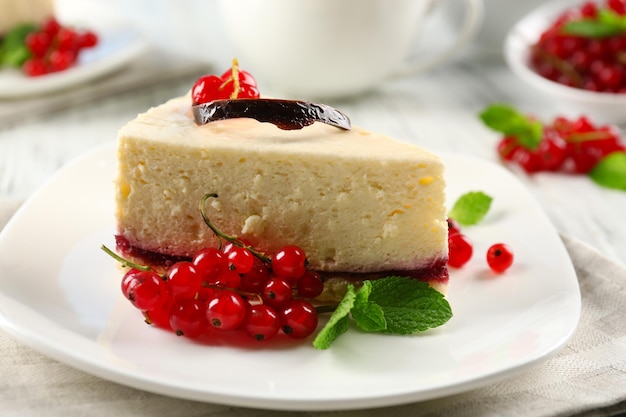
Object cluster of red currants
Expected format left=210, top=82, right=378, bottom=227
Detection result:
left=497, top=115, right=625, bottom=174
left=191, top=59, right=260, bottom=105
left=120, top=242, right=322, bottom=342
left=530, top=0, right=626, bottom=92
left=22, top=17, right=98, bottom=76
left=447, top=219, right=514, bottom=274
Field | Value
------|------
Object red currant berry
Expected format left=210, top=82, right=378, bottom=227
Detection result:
left=240, top=261, right=271, bottom=293
left=121, top=268, right=142, bottom=297
left=497, top=136, right=521, bottom=161
left=243, top=304, right=280, bottom=341
left=226, top=245, right=254, bottom=274
left=192, top=247, right=227, bottom=282
left=143, top=296, right=174, bottom=329
left=169, top=298, right=206, bottom=338
left=56, top=27, right=79, bottom=52
left=25, top=31, right=51, bottom=58
left=22, top=58, right=48, bottom=77
left=486, top=243, right=514, bottom=274
left=280, top=299, right=318, bottom=339
left=447, top=233, right=473, bottom=268
left=271, top=245, right=307, bottom=281
left=220, top=68, right=257, bottom=86
left=213, top=269, right=242, bottom=289
left=191, top=74, right=235, bottom=105
left=262, top=277, right=293, bottom=308
left=206, top=290, right=248, bottom=330
left=296, top=271, right=324, bottom=299
left=166, top=261, right=202, bottom=299
left=78, top=30, right=98, bottom=48
left=125, top=270, right=168, bottom=311
left=48, top=49, right=76, bottom=72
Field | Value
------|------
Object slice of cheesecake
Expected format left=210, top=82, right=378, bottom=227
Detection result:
left=115, top=95, right=448, bottom=299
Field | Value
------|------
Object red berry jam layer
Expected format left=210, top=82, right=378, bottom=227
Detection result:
left=115, top=234, right=448, bottom=288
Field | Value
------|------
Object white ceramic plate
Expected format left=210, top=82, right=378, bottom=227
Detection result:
left=0, top=20, right=144, bottom=98
left=504, top=0, right=626, bottom=124
left=0, top=144, right=580, bottom=411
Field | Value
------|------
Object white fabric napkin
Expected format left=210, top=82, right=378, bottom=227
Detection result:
left=1, top=199, right=625, bottom=417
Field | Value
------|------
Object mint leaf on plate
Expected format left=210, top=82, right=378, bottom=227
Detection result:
left=448, top=191, right=493, bottom=226
left=589, top=151, right=626, bottom=190
left=368, top=277, right=452, bottom=334
left=479, top=104, right=543, bottom=150
left=313, top=284, right=357, bottom=350
left=563, top=9, right=626, bottom=38
left=352, top=281, right=386, bottom=332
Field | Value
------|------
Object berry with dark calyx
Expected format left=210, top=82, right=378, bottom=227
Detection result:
left=166, top=261, right=202, bottom=299
left=225, top=245, right=255, bottom=274
left=486, top=243, right=514, bottom=273
left=262, top=277, right=293, bottom=308
left=169, top=298, right=206, bottom=338
left=206, top=290, right=248, bottom=330
left=297, top=271, right=324, bottom=299
left=447, top=233, right=473, bottom=268
left=271, top=245, right=307, bottom=282
left=280, top=299, right=319, bottom=339
left=243, top=304, right=281, bottom=341
left=124, top=270, right=168, bottom=311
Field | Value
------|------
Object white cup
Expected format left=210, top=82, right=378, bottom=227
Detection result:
left=217, top=0, right=483, bottom=100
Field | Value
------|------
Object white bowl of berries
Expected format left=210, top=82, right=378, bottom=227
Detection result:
left=504, top=0, right=626, bottom=124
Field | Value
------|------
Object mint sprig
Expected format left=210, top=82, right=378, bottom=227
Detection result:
left=479, top=104, right=543, bottom=150
left=563, top=9, right=626, bottom=38
left=589, top=151, right=626, bottom=190
left=448, top=191, right=493, bottom=226
left=313, top=277, right=452, bottom=350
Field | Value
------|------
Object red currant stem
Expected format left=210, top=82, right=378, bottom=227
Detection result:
left=315, top=304, right=338, bottom=314
left=566, top=131, right=616, bottom=143
left=531, top=44, right=583, bottom=88
left=201, top=281, right=264, bottom=303
left=230, top=58, right=241, bottom=99
left=199, top=193, right=271, bottom=263
left=100, top=244, right=153, bottom=272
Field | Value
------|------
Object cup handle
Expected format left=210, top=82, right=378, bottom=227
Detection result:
left=394, top=0, right=484, bottom=77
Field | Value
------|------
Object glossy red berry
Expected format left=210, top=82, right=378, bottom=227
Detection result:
left=262, top=277, right=293, bottom=308
left=225, top=246, right=254, bottom=274
left=296, top=271, right=324, bottom=299
left=22, top=58, right=48, bottom=76
left=166, top=261, right=202, bottom=299
left=206, top=290, right=248, bottom=330
left=280, top=299, right=318, bottom=339
left=240, top=262, right=271, bottom=293
left=486, top=243, right=514, bottom=273
left=124, top=270, right=168, bottom=311
left=169, top=298, right=206, bottom=338
left=192, top=247, right=227, bottom=282
left=448, top=233, right=473, bottom=268
left=243, top=304, right=281, bottom=341
left=25, top=31, right=51, bottom=58
left=271, top=245, right=307, bottom=281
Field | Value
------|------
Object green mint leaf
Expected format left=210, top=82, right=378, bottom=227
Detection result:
left=352, top=281, right=387, bottom=332
left=562, top=9, right=626, bottom=37
left=479, top=104, right=543, bottom=150
left=1, top=45, right=30, bottom=67
left=313, top=284, right=357, bottom=350
left=448, top=191, right=493, bottom=226
left=589, top=151, right=626, bottom=190
left=368, top=277, right=452, bottom=335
